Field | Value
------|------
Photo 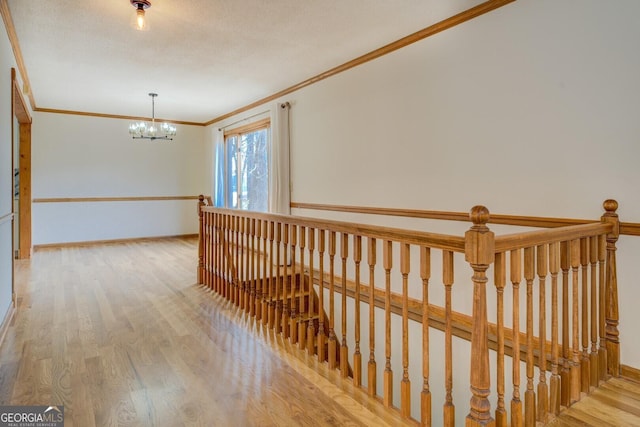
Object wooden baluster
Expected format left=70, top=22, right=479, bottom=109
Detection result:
left=214, top=213, right=223, bottom=295
left=228, top=214, right=234, bottom=297
left=219, top=214, right=225, bottom=296
left=589, top=235, right=599, bottom=387
left=560, top=241, right=570, bottom=407
left=229, top=215, right=237, bottom=304
left=241, top=216, right=247, bottom=306
left=233, top=215, right=239, bottom=305
left=340, top=233, right=349, bottom=378
left=383, top=240, right=393, bottom=408
left=247, top=218, right=254, bottom=313
left=233, top=215, right=239, bottom=302
left=400, top=243, right=411, bottom=418
left=353, top=236, right=362, bottom=387
left=212, top=213, right=217, bottom=291
left=598, top=234, right=607, bottom=381
left=254, top=219, right=262, bottom=321
left=328, top=231, right=337, bottom=370
left=602, top=199, right=620, bottom=377
left=222, top=215, right=229, bottom=298
left=443, top=249, right=455, bottom=426
left=252, top=219, right=258, bottom=312
left=318, top=230, right=327, bottom=362
left=219, top=213, right=224, bottom=296
left=420, top=246, right=431, bottom=427
left=220, top=214, right=225, bottom=301
left=244, top=217, right=250, bottom=311
left=262, top=220, right=269, bottom=323
left=464, top=206, right=494, bottom=427
left=307, top=227, right=316, bottom=354
left=580, top=238, right=590, bottom=393
left=570, top=239, right=581, bottom=403
left=549, top=242, right=561, bottom=415
left=494, top=252, right=506, bottom=427
left=249, top=218, right=256, bottom=316
left=268, top=221, right=276, bottom=329
left=290, top=225, right=299, bottom=344
left=203, top=209, right=209, bottom=288
left=235, top=216, right=241, bottom=306
left=536, top=244, right=549, bottom=422
left=368, top=237, right=377, bottom=397
left=238, top=217, right=249, bottom=311
left=213, top=212, right=218, bottom=292
left=245, top=218, right=251, bottom=312
left=197, top=196, right=205, bottom=284
left=524, top=246, right=536, bottom=425
left=510, top=249, right=522, bottom=427
left=282, top=224, right=291, bottom=339
left=206, top=211, right=211, bottom=289
left=211, top=212, right=217, bottom=292
left=297, top=226, right=306, bottom=348
left=275, top=222, right=283, bottom=334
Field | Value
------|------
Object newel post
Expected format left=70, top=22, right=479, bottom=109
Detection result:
left=465, top=206, right=496, bottom=427
left=197, top=195, right=205, bottom=285
left=601, top=199, right=620, bottom=377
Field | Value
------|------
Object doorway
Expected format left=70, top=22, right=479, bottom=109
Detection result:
left=11, top=68, right=31, bottom=260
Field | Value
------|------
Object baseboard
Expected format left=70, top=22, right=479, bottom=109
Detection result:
left=0, top=302, right=15, bottom=350
left=33, top=233, right=198, bottom=250
left=621, top=364, right=640, bottom=383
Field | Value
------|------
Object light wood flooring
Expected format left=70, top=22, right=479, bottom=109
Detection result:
left=0, top=237, right=406, bottom=426
left=2, top=237, right=640, bottom=426
left=548, top=376, right=640, bottom=427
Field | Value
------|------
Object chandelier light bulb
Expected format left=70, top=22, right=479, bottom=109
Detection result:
left=136, top=8, right=146, bottom=30
left=130, top=0, right=151, bottom=32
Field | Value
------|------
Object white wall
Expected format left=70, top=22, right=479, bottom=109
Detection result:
left=289, top=0, right=640, bottom=365
left=31, top=112, right=209, bottom=244
left=208, top=0, right=640, bottom=417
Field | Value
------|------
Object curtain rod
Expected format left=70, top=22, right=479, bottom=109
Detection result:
left=218, top=110, right=270, bottom=131
left=217, top=102, right=290, bottom=131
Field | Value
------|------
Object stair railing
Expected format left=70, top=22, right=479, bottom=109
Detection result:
left=197, top=196, right=620, bottom=426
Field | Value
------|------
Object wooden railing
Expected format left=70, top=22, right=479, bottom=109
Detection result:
left=197, top=196, right=620, bottom=426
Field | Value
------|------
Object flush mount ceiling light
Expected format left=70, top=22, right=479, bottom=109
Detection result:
left=130, top=0, right=151, bottom=31
left=129, top=93, right=177, bottom=141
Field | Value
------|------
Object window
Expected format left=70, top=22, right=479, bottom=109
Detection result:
left=219, top=118, right=270, bottom=212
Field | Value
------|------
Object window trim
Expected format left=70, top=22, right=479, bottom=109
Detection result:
left=223, top=117, right=270, bottom=138
left=222, top=117, right=271, bottom=211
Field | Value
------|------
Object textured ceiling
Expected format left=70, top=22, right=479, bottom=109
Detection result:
left=8, top=0, right=484, bottom=123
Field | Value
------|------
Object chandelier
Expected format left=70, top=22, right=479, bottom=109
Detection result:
left=129, top=93, right=177, bottom=141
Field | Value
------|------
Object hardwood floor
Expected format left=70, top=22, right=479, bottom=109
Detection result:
left=0, top=237, right=406, bottom=426
left=3, top=237, right=640, bottom=426
left=548, top=377, right=640, bottom=427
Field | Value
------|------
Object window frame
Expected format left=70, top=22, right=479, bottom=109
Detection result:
left=222, top=117, right=271, bottom=211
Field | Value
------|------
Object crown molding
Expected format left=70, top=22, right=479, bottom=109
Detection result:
left=3, top=0, right=515, bottom=127
left=33, top=107, right=204, bottom=126
left=204, top=0, right=516, bottom=126
left=0, top=0, right=35, bottom=110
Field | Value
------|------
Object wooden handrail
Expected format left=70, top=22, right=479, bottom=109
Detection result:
left=291, top=201, right=640, bottom=237
left=495, top=222, right=612, bottom=252
left=202, top=206, right=466, bottom=253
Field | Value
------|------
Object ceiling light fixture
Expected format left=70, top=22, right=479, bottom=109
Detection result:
left=130, top=0, right=151, bottom=31
left=129, top=93, right=177, bottom=141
